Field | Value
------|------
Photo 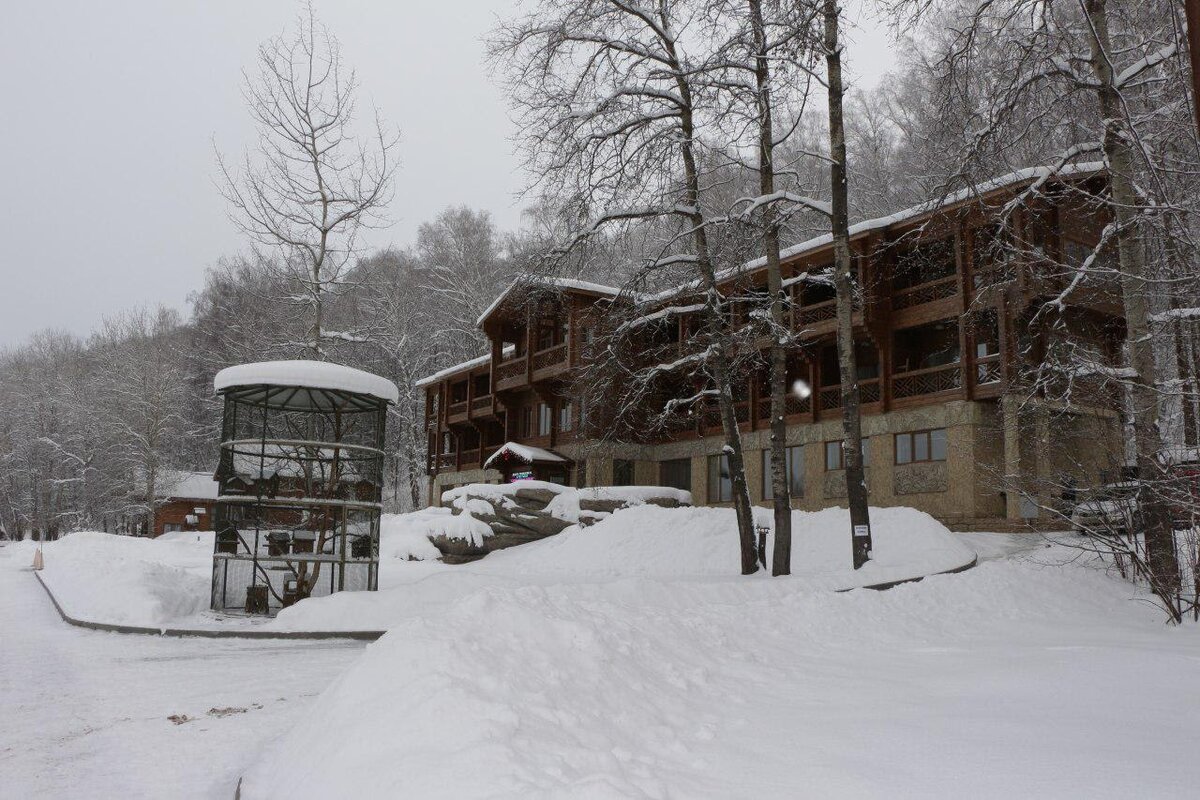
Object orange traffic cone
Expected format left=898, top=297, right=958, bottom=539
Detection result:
left=32, top=547, right=43, bottom=571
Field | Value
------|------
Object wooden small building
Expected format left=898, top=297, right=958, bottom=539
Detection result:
left=152, top=471, right=219, bottom=537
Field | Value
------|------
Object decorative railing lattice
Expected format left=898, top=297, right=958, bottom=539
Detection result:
left=494, top=358, right=526, bottom=383
left=532, top=344, right=568, bottom=371
left=892, top=276, right=958, bottom=310
left=892, top=364, right=962, bottom=398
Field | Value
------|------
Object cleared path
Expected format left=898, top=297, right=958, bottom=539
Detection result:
left=0, top=543, right=365, bottom=799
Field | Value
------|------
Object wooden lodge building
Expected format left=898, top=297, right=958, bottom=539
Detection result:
left=418, top=166, right=1129, bottom=529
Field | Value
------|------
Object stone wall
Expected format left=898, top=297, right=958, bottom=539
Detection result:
left=428, top=398, right=1120, bottom=524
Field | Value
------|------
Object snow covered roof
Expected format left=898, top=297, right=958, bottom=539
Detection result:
left=415, top=353, right=491, bottom=389
left=215, top=361, right=399, bottom=405
left=157, top=470, right=219, bottom=501
left=482, top=442, right=570, bottom=469
left=476, top=276, right=621, bottom=327
left=646, top=162, right=1108, bottom=302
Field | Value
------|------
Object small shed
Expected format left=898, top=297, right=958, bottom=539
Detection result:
left=153, top=471, right=220, bottom=537
left=483, top=442, right=572, bottom=485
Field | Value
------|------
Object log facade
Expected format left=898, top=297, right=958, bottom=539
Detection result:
left=418, top=168, right=1128, bottom=529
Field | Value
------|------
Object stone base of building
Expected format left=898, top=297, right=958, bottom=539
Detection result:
left=429, top=399, right=1122, bottom=529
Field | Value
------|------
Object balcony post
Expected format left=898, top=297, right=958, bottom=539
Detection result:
left=956, top=221, right=973, bottom=400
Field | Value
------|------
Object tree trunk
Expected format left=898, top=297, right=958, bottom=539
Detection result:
left=1084, top=0, right=1180, bottom=605
left=825, top=0, right=872, bottom=568
left=673, top=67, right=759, bottom=575
left=748, top=0, right=793, bottom=575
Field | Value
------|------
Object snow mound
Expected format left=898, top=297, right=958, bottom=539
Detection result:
left=36, top=531, right=212, bottom=627
left=379, top=510, right=448, bottom=561
left=244, top=544, right=1186, bottom=799
left=477, top=504, right=973, bottom=585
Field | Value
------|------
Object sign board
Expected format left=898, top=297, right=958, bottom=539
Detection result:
left=509, top=470, right=534, bottom=483
left=853, top=524, right=870, bottom=538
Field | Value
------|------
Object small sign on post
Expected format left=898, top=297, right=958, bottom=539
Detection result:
left=851, top=523, right=872, bottom=570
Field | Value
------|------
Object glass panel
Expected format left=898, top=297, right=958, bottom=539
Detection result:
left=896, top=433, right=912, bottom=465
left=914, top=432, right=929, bottom=462
left=788, top=446, right=805, bottom=496
left=659, top=458, right=691, bottom=492
left=559, top=403, right=573, bottom=432
left=825, top=441, right=841, bottom=471
left=708, top=454, right=731, bottom=502
left=930, top=428, right=948, bottom=461
left=762, top=450, right=773, bottom=501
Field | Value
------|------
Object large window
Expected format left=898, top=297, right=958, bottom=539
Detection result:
left=659, top=458, right=692, bottom=492
left=825, top=440, right=870, bottom=471
left=895, top=429, right=948, bottom=464
left=613, top=459, right=634, bottom=487
left=537, top=403, right=553, bottom=436
left=762, top=446, right=804, bottom=499
left=559, top=402, right=574, bottom=433
left=707, top=454, right=732, bottom=502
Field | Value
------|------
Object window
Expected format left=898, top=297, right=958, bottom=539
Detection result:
left=521, top=407, right=535, bottom=438
left=613, top=459, right=634, bottom=487
left=762, top=446, right=804, bottom=499
left=559, top=402, right=573, bottom=433
left=442, top=433, right=453, bottom=454
left=825, top=440, right=870, bottom=470
left=895, top=429, right=948, bottom=465
left=707, top=454, right=732, bottom=502
left=659, top=458, right=692, bottom=492
left=537, top=403, right=553, bottom=436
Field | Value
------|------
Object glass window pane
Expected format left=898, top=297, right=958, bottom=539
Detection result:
left=762, top=450, right=773, bottom=501
left=788, top=446, right=804, bottom=496
left=896, top=433, right=911, bottom=464
left=720, top=455, right=732, bottom=502
left=930, top=428, right=947, bottom=461
left=914, top=432, right=929, bottom=462
left=861, top=439, right=870, bottom=468
left=825, top=441, right=841, bottom=470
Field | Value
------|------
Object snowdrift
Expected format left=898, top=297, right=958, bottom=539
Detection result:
left=36, top=531, right=212, bottom=627
left=242, top=538, right=1183, bottom=800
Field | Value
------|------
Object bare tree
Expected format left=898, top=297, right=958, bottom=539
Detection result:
left=492, top=0, right=761, bottom=573
left=217, top=2, right=398, bottom=359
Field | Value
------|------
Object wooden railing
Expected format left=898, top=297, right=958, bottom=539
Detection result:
left=447, top=400, right=468, bottom=418
left=494, top=357, right=526, bottom=385
left=974, top=355, right=1001, bottom=386
left=435, top=453, right=456, bottom=470
left=795, top=299, right=837, bottom=327
left=892, top=275, right=958, bottom=310
left=755, top=394, right=811, bottom=422
left=531, top=343, right=568, bottom=372
left=817, top=378, right=881, bottom=411
left=892, top=363, right=962, bottom=398
left=470, top=395, right=492, bottom=413
left=459, top=448, right=480, bottom=467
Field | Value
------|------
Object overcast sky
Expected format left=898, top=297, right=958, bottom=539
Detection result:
left=0, top=1, right=898, bottom=348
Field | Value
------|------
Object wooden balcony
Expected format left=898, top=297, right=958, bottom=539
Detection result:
left=458, top=448, right=481, bottom=469
left=447, top=400, right=469, bottom=424
left=892, top=363, right=962, bottom=401
left=469, top=394, right=493, bottom=418
left=973, top=355, right=1002, bottom=398
left=755, top=393, right=812, bottom=423
left=892, top=275, right=958, bottom=313
left=530, top=342, right=569, bottom=381
left=817, top=378, right=882, bottom=412
left=494, top=356, right=527, bottom=391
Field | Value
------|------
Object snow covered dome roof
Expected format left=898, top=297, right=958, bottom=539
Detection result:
left=215, top=360, right=399, bottom=411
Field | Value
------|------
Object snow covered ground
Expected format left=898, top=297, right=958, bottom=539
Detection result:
left=0, top=540, right=365, bottom=799
left=4, top=515, right=1200, bottom=799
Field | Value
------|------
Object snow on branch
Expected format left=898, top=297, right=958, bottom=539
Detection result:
left=733, top=191, right=832, bottom=219
left=1114, top=44, right=1178, bottom=89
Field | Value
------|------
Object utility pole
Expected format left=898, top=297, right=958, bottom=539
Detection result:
left=1188, top=0, right=1200, bottom=138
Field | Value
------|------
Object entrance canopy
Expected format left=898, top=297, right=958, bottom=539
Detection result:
left=484, top=443, right=572, bottom=484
